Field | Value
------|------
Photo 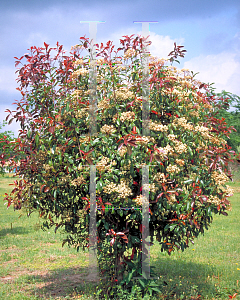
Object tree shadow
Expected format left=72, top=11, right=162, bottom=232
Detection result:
left=15, top=253, right=220, bottom=299
left=20, top=265, right=100, bottom=299
left=0, top=226, right=31, bottom=237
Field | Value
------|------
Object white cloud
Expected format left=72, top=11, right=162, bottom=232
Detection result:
left=148, top=32, right=185, bottom=60
left=183, top=51, right=240, bottom=96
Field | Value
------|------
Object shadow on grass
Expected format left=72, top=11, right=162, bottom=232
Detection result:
left=17, top=254, right=219, bottom=299
left=21, top=265, right=99, bottom=299
left=0, top=226, right=31, bottom=237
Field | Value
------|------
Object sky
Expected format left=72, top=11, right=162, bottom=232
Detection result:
left=0, top=0, right=240, bottom=138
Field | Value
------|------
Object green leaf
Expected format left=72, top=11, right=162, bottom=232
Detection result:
left=130, top=163, right=134, bottom=177
left=142, top=270, right=148, bottom=279
left=152, top=287, right=161, bottom=293
left=35, top=134, right=39, bottom=146
left=138, top=278, right=146, bottom=288
left=184, top=179, right=193, bottom=184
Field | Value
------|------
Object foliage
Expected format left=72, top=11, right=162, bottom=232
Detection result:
left=0, top=120, right=15, bottom=174
left=212, top=90, right=240, bottom=154
left=0, top=34, right=239, bottom=298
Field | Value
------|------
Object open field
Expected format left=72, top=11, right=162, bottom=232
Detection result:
left=0, top=165, right=240, bottom=299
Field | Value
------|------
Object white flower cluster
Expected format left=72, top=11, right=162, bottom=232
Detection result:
left=156, top=145, right=174, bottom=159
left=168, top=193, right=177, bottom=205
left=142, top=183, right=157, bottom=193
left=70, top=175, right=86, bottom=187
left=118, top=145, right=128, bottom=157
left=195, top=125, right=211, bottom=139
left=58, top=174, right=72, bottom=185
left=43, top=164, right=52, bottom=171
left=223, top=185, right=234, bottom=197
left=73, top=59, right=84, bottom=67
left=153, top=172, right=167, bottom=183
left=166, top=164, right=181, bottom=174
left=71, top=68, right=89, bottom=80
left=98, top=98, right=111, bottom=111
left=120, top=111, right=135, bottom=122
left=113, top=88, right=135, bottom=101
left=206, top=195, right=222, bottom=206
left=211, top=170, right=229, bottom=186
left=175, top=159, right=185, bottom=166
left=133, top=194, right=148, bottom=206
left=167, top=134, right=177, bottom=141
left=71, top=90, right=84, bottom=98
left=100, top=124, right=116, bottom=135
left=103, top=179, right=133, bottom=199
left=124, top=48, right=137, bottom=59
left=135, top=136, right=156, bottom=145
left=96, top=156, right=110, bottom=172
left=149, top=121, right=169, bottom=132
left=75, top=108, right=89, bottom=119
left=173, top=117, right=194, bottom=131
left=174, top=141, right=188, bottom=154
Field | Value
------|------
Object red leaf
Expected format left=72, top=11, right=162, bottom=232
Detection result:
left=221, top=211, right=228, bottom=216
left=44, top=186, right=50, bottom=193
left=82, top=197, right=89, bottom=201
left=110, top=237, right=115, bottom=246
left=229, top=293, right=238, bottom=299
left=40, top=184, right=46, bottom=192
left=49, top=126, right=55, bottom=134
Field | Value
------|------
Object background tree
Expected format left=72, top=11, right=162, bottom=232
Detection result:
left=0, top=120, right=15, bottom=174
left=0, top=36, right=238, bottom=298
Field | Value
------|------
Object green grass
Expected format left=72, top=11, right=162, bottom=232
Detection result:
left=0, top=169, right=240, bottom=299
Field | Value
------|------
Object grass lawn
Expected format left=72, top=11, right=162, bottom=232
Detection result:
left=0, top=169, right=240, bottom=300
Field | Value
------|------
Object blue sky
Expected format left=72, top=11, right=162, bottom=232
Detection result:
left=0, top=0, right=240, bottom=138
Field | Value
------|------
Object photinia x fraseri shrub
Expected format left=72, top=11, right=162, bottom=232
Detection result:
left=0, top=34, right=238, bottom=296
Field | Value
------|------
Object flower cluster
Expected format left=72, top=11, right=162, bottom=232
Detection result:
left=73, top=59, right=85, bottom=67
left=175, top=159, right=185, bottom=166
left=70, top=175, right=86, bottom=187
left=112, top=88, right=135, bottom=101
left=71, top=89, right=84, bottom=98
left=71, top=68, right=88, bottom=80
left=103, top=179, right=133, bottom=199
left=173, top=117, right=194, bottom=131
left=153, top=172, right=167, bottom=183
left=166, top=164, right=181, bottom=174
left=43, top=164, right=53, bottom=171
left=149, top=121, right=169, bottom=132
left=174, top=141, right=188, bottom=154
left=133, top=194, right=149, bottom=206
left=206, top=195, right=222, bottom=206
left=118, top=145, right=128, bottom=157
left=100, top=124, right=116, bottom=135
left=211, top=170, right=229, bottom=186
left=168, top=193, right=177, bottom=205
left=96, top=156, right=110, bottom=172
left=58, top=174, right=72, bottom=185
left=135, top=136, right=156, bottom=146
left=124, top=48, right=137, bottom=60
left=120, top=111, right=135, bottom=122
